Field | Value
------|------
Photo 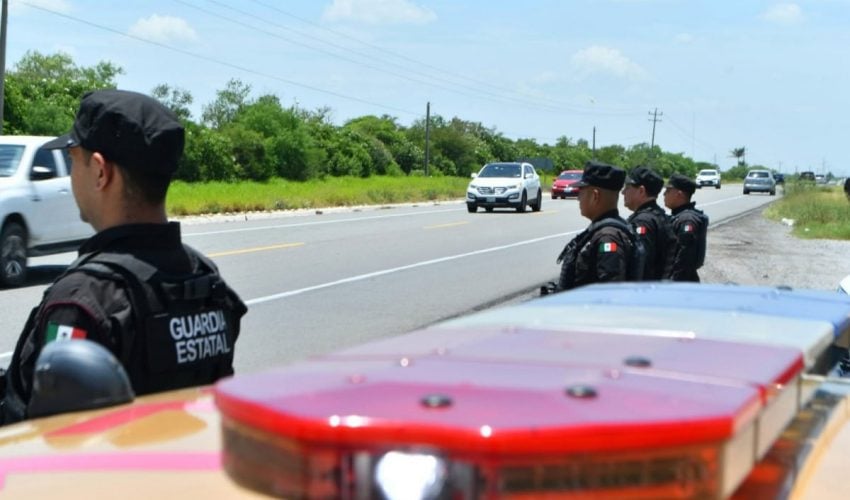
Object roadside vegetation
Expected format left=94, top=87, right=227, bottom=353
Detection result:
left=764, top=181, right=850, bottom=240
left=167, top=176, right=468, bottom=215
left=5, top=52, right=724, bottom=179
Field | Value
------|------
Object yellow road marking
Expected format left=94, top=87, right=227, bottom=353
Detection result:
left=209, top=242, right=305, bottom=257
left=425, top=221, right=470, bottom=229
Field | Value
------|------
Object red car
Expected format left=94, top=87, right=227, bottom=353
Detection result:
left=551, top=169, right=583, bottom=198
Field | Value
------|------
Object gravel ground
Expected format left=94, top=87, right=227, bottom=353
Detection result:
left=701, top=209, right=850, bottom=291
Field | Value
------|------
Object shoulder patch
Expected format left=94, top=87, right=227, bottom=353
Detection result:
left=598, top=242, right=618, bottom=253
left=45, top=322, right=87, bottom=343
left=682, top=223, right=694, bottom=233
left=636, top=226, right=647, bottom=235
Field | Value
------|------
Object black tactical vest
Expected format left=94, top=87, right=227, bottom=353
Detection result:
left=56, top=246, right=242, bottom=395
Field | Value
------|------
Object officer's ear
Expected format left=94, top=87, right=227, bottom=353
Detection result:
left=90, top=152, right=115, bottom=191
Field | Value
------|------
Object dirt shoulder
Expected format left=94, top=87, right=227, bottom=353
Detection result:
left=701, top=209, right=850, bottom=291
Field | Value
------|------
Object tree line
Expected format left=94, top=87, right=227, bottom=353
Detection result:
left=3, top=51, right=724, bottom=182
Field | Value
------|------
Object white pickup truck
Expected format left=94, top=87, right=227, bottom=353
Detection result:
left=0, top=136, right=93, bottom=287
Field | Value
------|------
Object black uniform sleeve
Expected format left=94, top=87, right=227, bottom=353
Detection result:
left=593, top=233, right=629, bottom=282
left=669, top=216, right=699, bottom=281
left=9, top=273, right=126, bottom=406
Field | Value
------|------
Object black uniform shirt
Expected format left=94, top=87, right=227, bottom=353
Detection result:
left=627, top=200, right=672, bottom=280
left=3, top=222, right=245, bottom=420
left=665, top=202, right=706, bottom=282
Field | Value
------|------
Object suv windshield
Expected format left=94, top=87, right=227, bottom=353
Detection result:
left=699, top=170, right=717, bottom=176
left=479, top=163, right=521, bottom=178
left=0, top=145, right=25, bottom=177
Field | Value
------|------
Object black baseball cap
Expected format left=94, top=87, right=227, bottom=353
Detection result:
left=626, top=166, right=664, bottom=196
left=43, top=89, right=185, bottom=176
left=574, top=160, right=626, bottom=191
left=665, top=173, right=697, bottom=195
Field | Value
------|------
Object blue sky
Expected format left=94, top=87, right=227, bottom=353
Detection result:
left=6, top=0, right=850, bottom=175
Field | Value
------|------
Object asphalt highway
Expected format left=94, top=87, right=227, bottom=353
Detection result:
left=0, top=185, right=780, bottom=373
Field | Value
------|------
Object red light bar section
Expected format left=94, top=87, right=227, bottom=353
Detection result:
left=215, top=328, right=803, bottom=456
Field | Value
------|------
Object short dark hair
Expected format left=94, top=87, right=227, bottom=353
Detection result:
left=116, top=162, right=171, bottom=205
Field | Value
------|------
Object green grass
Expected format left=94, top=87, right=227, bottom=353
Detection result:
left=166, top=176, right=470, bottom=216
left=764, top=182, right=850, bottom=239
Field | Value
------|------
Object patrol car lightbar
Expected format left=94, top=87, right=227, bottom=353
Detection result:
left=220, top=415, right=731, bottom=499
left=215, top=323, right=805, bottom=499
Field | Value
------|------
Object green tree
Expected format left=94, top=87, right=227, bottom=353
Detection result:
left=230, top=95, right=324, bottom=180
left=202, top=79, right=252, bottom=129
left=730, top=147, right=747, bottom=166
left=151, top=84, right=194, bottom=122
left=3, top=51, right=122, bottom=135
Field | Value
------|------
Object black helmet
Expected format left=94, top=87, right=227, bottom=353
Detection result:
left=27, top=340, right=135, bottom=419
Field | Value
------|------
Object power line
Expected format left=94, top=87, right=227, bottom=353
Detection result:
left=241, top=0, right=645, bottom=117
left=19, top=1, right=421, bottom=118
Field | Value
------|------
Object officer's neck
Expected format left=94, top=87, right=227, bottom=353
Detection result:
left=93, top=204, right=168, bottom=232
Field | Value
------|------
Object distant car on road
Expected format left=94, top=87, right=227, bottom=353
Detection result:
left=695, top=169, right=721, bottom=189
left=800, top=171, right=816, bottom=182
left=815, top=174, right=827, bottom=185
left=467, top=162, right=542, bottom=213
left=550, top=169, right=582, bottom=199
left=0, top=136, right=93, bottom=287
left=773, top=173, right=785, bottom=185
left=743, top=169, right=777, bottom=196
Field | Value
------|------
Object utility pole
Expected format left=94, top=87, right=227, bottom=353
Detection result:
left=648, top=108, right=662, bottom=148
left=424, top=101, right=430, bottom=176
left=0, top=0, right=8, bottom=134
left=592, top=126, right=596, bottom=159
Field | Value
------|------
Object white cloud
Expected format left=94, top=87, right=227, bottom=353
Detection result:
left=128, top=14, right=198, bottom=44
left=761, top=3, right=803, bottom=25
left=322, top=0, right=437, bottom=25
left=571, top=45, right=648, bottom=81
left=9, top=0, right=71, bottom=15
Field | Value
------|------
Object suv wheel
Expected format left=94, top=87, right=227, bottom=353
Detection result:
left=1, top=222, right=28, bottom=287
left=531, top=190, right=542, bottom=212
left=715, top=183, right=721, bottom=189
left=516, top=191, right=527, bottom=213
left=467, top=203, right=477, bottom=213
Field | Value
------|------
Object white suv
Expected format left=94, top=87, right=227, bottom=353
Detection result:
left=695, top=169, right=721, bottom=189
left=467, top=162, right=542, bottom=213
left=0, top=136, right=93, bottom=287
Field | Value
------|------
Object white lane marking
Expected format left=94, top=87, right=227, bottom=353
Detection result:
left=245, top=230, right=581, bottom=306
left=184, top=207, right=462, bottom=236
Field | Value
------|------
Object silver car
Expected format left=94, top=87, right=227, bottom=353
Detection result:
left=743, top=169, right=776, bottom=196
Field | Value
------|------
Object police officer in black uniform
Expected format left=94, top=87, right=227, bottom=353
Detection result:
left=0, top=90, right=247, bottom=425
left=663, top=173, right=709, bottom=282
left=622, top=166, right=673, bottom=280
left=548, top=161, right=636, bottom=293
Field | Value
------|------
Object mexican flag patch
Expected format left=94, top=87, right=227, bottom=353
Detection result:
left=683, top=223, right=694, bottom=233
left=636, top=226, right=647, bottom=235
left=45, top=322, right=87, bottom=342
left=599, top=242, right=618, bottom=253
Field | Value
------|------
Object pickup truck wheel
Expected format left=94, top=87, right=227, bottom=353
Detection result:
left=1, top=222, right=28, bottom=287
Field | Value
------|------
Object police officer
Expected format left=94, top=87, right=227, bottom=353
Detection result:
left=550, top=161, right=636, bottom=292
left=1, top=90, right=247, bottom=424
left=663, top=173, right=709, bottom=282
left=622, top=166, right=673, bottom=280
